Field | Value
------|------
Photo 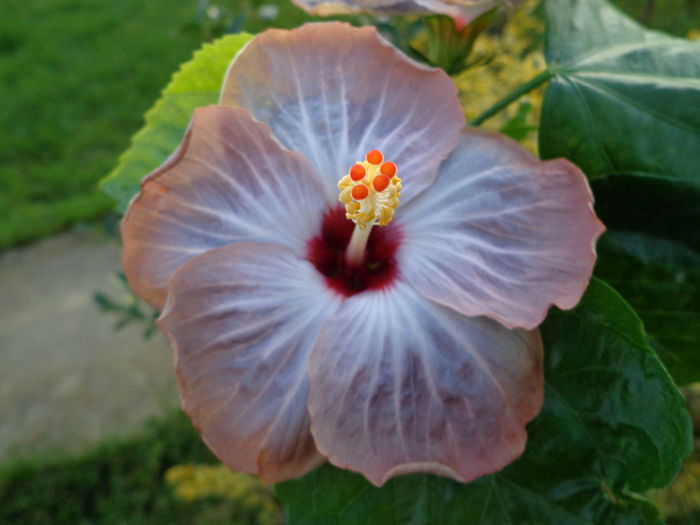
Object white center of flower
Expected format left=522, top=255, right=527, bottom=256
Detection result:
left=338, top=150, right=402, bottom=267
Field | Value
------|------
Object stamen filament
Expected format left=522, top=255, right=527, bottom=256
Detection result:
left=345, top=224, right=373, bottom=267
left=338, top=150, right=402, bottom=268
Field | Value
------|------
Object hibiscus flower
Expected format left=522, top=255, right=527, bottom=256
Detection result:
left=121, top=22, right=604, bottom=487
left=292, top=0, right=520, bottom=23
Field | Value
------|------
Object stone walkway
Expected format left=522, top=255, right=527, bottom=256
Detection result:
left=0, top=230, right=179, bottom=462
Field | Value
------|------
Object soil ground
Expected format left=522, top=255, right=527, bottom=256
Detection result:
left=0, top=230, right=178, bottom=461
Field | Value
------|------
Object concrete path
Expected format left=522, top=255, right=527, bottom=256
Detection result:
left=0, top=230, right=179, bottom=462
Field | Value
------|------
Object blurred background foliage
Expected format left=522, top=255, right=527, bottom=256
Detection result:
left=1, top=0, right=699, bottom=523
left=0, top=412, right=281, bottom=525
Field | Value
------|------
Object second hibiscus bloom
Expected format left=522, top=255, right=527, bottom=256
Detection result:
left=293, top=0, right=521, bottom=22
left=121, top=22, right=604, bottom=487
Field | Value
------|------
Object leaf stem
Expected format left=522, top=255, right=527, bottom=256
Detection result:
left=470, top=69, right=553, bottom=127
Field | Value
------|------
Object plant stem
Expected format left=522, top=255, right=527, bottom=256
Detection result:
left=470, top=69, right=553, bottom=127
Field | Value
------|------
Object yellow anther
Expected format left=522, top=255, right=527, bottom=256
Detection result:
left=338, top=150, right=402, bottom=230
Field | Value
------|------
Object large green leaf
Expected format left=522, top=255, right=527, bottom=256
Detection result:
left=540, top=0, right=700, bottom=182
left=539, top=0, right=700, bottom=383
left=590, top=175, right=700, bottom=384
left=595, top=231, right=700, bottom=385
left=277, top=279, right=691, bottom=524
left=100, top=33, right=253, bottom=213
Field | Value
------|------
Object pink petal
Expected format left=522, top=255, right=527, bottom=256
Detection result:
left=121, top=105, right=325, bottom=310
left=221, top=22, right=464, bottom=204
left=292, top=0, right=512, bottom=20
left=399, top=129, right=605, bottom=330
left=292, top=0, right=426, bottom=15
left=415, top=0, right=501, bottom=20
left=307, top=282, right=543, bottom=487
left=159, top=242, right=338, bottom=482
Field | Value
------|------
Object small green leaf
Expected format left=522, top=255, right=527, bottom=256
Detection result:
left=539, top=0, right=700, bottom=382
left=498, top=100, right=536, bottom=142
left=277, top=280, right=691, bottom=524
left=100, top=33, right=253, bottom=212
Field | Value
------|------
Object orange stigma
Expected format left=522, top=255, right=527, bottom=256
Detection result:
left=352, top=185, right=369, bottom=200
left=350, top=164, right=366, bottom=181
left=337, top=149, right=402, bottom=230
left=373, top=175, right=390, bottom=192
left=366, top=150, right=383, bottom=165
left=380, top=161, right=397, bottom=177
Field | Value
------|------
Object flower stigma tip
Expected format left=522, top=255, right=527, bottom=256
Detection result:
left=338, top=150, right=402, bottom=267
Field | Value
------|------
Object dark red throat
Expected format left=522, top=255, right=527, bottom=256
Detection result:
left=307, top=206, right=402, bottom=297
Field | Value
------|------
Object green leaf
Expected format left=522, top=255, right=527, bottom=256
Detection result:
left=595, top=231, right=700, bottom=385
left=100, top=33, right=253, bottom=213
left=277, top=279, right=691, bottom=524
left=539, top=0, right=700, bottom=382
left=591, top=171, right=700, bottom=384
left=498, top=100, right=537, bottom=142
left=534, top=279, right=690, bottom=493
left=540, top=0, right=700, bottom=183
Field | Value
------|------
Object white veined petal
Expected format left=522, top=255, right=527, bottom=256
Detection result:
left=159, top=242, right=339, bottom=482
left=221, top=22, right=463, bottom=205
left=399, top=128, right=604, bottom=330
left=121, top=105, right=326, bottom=309
left=307, top=281, right=543, bottom=486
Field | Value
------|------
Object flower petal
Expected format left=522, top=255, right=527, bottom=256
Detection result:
left=121, top=105, right=325, bottom=309
left=307, top=282, right=543, bottom=486
left=159, top=242, right=338, bottom=482
left=221, top=22, right=464, bottom=203
left=399, top=129, right=605, bottom=330
left=292, top=0, right=510, bottom=20
left=292, top=0, right=428, bottom=16
left=414, top=0, right=503, bottom=20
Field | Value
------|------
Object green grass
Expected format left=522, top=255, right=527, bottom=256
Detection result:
left=0, top=0, right=207, bottom=250
left=0, top=411, right=277, bottom=525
